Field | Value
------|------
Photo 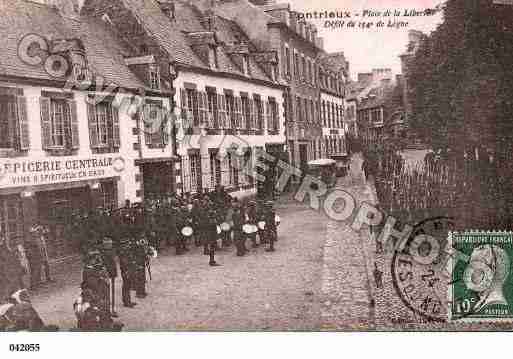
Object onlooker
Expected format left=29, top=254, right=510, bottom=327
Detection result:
left=0, top=234, right=25, bottom=300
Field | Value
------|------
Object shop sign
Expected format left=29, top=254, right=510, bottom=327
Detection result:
left=0, top=155, right=126, bottom=188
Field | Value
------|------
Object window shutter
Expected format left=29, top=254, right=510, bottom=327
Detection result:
left=40, top=97, right=52, bottom=150
left=111, top=104, right=120, bottom=148
left=217, top=94, right=226, bottom=129
left=67, top=99, right=79, bottom=149
left=264, top=100, right=270, bottom=131
left=87, top=102, right=99, bottom=149
left=234, top=97, right=242, bottom=129
left=248, top=98, right=255, bottom=130
left=16, top=96, right=29, bottom=150
left=180, top=88, right=187, bottom=123
left=150, top=105, right=163, bottom=146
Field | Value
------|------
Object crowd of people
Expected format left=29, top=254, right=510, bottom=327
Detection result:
left=71, top=186, right=280, bottom=331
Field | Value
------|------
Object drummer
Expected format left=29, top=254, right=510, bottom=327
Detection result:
left=232, top=203, right=244, bottom=256
left=246, top=201, right=259, bottom=248
left=256, top=200, right=267, bottom=245
left=175, top=206, right=187, bottom=255
left=264, top=201, right=278, bottom=252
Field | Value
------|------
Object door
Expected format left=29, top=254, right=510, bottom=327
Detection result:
left=37, top=187, right=91, bottom=259
left=142, top=162, right=173, bottom=199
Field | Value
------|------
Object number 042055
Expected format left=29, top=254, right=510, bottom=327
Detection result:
left=9, top=344, right=40, bottom=352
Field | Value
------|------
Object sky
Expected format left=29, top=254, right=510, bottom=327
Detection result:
left=288, top=0, right=444, bottom=80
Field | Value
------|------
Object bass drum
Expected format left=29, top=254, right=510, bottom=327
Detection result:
left=258, top=221, right=266, bottom=230
left=220, top=222, right=231, bottom=232
left=242, top=224, right=253, bottom=234
left=181, top=226, right=193, bottom=237
left=216, top=225, right=222, bottom=234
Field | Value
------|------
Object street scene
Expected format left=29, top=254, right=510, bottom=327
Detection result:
left=1, top=0, right=513, bottom=333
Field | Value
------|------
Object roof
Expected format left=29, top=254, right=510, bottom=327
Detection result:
left=346, top=79, right=372, bottom=100
left=0, top=0, right=146, bottom=90
left=118, top=0, right=277, bottom=84
left=358, top=85, right=395, bottom=110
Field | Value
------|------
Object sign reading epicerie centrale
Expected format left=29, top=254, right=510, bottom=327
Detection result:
left=0, top=155, right=126, bottom=188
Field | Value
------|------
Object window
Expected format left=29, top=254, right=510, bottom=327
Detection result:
left=207, top=91, right=218, bottom=128
left=322, top=101, right=326, bottom=127
left=228, top=152, right=239, bottom=187
left=143, top=102, right=168, bottom=147
left=254, top=97, right=264, bottom=130
left=242, top=55, right=250, bottom=76
left=190, top=152, right=202, bottom=192
left=308, top=60, right=313, bottom=84
left=210, top=151, right=221, bottom=189
left=87, top=100, right=120, bottom=149
left=149, top=64, right=160, bottom=90
left=208, top=46, right=218, bottom=69
left=180, top=88, right=200, bottom=127
left=285, top=45, right=291, bottom=77
left=296, top=96, right=301, bottom=122
left=0, top=196, right=23, bottom=248
left=241, top=96, right=251, bottom=130
left=294, top=51, right=299, bottom=78
left=301, top=55, right=306, bottom=81
left=0, top=94, right=28, bottom=150
left=225, top=94, right=235, bottom=129
left=41, top=96, right=79, bottom=151
left=269, top=99, right=279, bottom=132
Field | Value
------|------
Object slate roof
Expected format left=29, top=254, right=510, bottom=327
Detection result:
left=0, top=0, right=147, bottom=90
left=358, top=85, right=395, bottom=110
left=118, top=0, right=278, bottom=84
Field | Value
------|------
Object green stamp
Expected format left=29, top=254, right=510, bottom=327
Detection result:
left=450, top=231, right=513, bottom=321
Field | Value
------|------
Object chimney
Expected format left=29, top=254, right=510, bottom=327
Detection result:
left=47, top=0, right=82, bottom=18
left=157, top=0, right=176, bottom=20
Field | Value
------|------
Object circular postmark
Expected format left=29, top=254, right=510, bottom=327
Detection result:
left=391, top=216, right=456, bottom=322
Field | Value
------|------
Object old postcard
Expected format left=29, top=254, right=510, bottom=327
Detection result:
left=1, top=0, right=513, bottom=345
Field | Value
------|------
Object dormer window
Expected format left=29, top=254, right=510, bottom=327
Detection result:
left=208, top=46, right=218, bottom=69
left=242, top=55, right=250, bottom=76
left=70, top=52, right=88, bottom=82
left=149, top=64, right=161, bottom=90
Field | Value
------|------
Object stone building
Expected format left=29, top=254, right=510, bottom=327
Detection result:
left=318, top=52, right=348, bottom=158
left=0, top=0, right=174, bottom=260
left=83, top=0, right=287, bottom=199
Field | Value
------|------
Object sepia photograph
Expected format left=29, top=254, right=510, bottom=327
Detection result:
left=1, top=0, right=513, bottom=349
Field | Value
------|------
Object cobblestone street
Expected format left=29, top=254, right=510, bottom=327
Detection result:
left=32, top=199, right=332, bottom=331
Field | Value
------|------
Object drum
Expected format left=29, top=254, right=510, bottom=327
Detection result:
left=242, top=224, right=253, bottom=234
left=220, top=222, right=231, bottom=232
left=258, top=221, right=266, bottom=230
left=216, top=225, right=221, bottom=234
left=275, top=215, right=281, bottom=226
left=250, top=224, right=258, bottom=233
left=181, top=226, right=193, bottom=236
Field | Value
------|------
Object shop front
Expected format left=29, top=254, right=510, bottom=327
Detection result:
left=136, top=158, right=175, bottom=200
left=0, top=155, right=127, bottom=261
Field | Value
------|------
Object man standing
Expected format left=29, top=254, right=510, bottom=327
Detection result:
left=264, top=201, right=277, bottom=252
left=101, top=237, right=118, bottom=317
left=26, top=225, right=52, bottom=290
left=134, top=237, right=149, bottom=299
left=206, top=209, right=220, bottom=266
left=232, top=204, right=244, bottom=256
left=118, top=211, right=136, bottom=308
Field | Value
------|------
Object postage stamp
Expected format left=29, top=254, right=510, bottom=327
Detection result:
left=449, top=231, right=513, bottom=322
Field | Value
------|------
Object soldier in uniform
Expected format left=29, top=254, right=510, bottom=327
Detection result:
left=264, top=201, right=277, bottom=252
left=175, top=206, right=186, bottom=255
left=191, top=199, right=202, bottom=247
left=101, top=237, right=118, bottom=318
left=232, top=203, right=245, bottom=256
left=206, top=209, right=221, bottom=266
left=256, top=200, right=267, bottom=245
left=134, top=236, right=149, bottom=299
left=246, top=201, right=259, bottom=248
left=118, top=211, right=137, bottom=308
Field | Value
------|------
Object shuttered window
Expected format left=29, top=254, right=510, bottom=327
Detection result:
left=206, top=92, right=218, bottom=128
left=217, top=94, right=227, bottom=129
left=226, top=94, right=235, bottom=129
left=241, top=96, right=250, bottom=130
left=87, top=100, right=120, bottom=150
left=254, top=97, right=263, bottom=130
left=143, top=102, right=168, bottom=147
left=268, top=98, right=279, bottom=133
left=41, top=97, right=78, bottom=150
left=234, top=96, right=242, bottom=129
left=0, top=94, right=29, bottom=150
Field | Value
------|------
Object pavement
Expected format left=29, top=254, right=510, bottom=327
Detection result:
left=32, top=195, right=332, bottom=331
